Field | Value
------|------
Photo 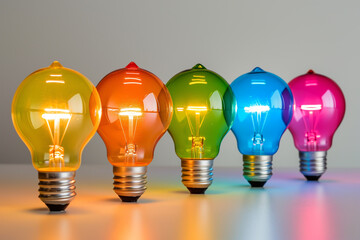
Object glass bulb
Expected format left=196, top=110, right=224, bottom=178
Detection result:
left=97, top=62, right=173, bottom=202
left=231, top=67, right=293, bottom=187
left=288, top=70, right=346, bottom=181
left=11, top=61, right=101, bottom=211
left=166, top=63, right=235, bottom=194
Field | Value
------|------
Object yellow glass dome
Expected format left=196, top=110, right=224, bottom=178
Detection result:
left=12, top=61, right=102, bottom=172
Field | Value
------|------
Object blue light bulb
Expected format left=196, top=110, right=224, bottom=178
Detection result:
left=231, top=67, right=293, bottom=187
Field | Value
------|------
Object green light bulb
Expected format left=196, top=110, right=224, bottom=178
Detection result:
left=166, top=64, right=235, bottom=194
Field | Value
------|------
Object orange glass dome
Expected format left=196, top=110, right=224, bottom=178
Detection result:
left=96, top=62, right=173, bottom=167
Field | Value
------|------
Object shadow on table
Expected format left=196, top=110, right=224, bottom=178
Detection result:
left=101, top=197, right=157, bottom=204
left=24, top=206, right=89, bottom=215
left=286, top=177, right=337, bottom=183
left=171, top=189, right=226, bottom=195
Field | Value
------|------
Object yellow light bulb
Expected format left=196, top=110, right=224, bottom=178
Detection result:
left=11, top=61, right=101, bottom=211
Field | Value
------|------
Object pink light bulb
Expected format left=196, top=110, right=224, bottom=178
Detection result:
left=288, top=70, right=346, bottom=181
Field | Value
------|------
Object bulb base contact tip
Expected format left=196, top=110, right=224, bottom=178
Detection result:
left=248, top=181, right=266, bottom=188
left=38, top=171, right=76, bottom=212
left=243, top=155, right=273, bottom=187
left=181, top=159, right=213, bottom=194
left=299, top=151, right=327, bottom=181
left=46, top=204, right=69, bottom=212
left=113, top=166, right=147, bottom=202
left=187, top=187, right=208, bottom=194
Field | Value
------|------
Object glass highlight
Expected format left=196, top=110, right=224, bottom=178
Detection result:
left=230, top=67, right=293, bottom=187
left=11, top=61, right=101, bottom=211
left=96, top=62, right=173, bottom=201
left=231, top=67, right=293, bottom=155
left=288, top=70, right=346, bottom=180
left=166, top=63, right=235, bottom=193
left=97, top=62, right=173, bottom=167
left=288, top=70, right=345, bottom=152
left=167, top=64, right=235, bottom=160
left=12, top=61, right=101, bottom=172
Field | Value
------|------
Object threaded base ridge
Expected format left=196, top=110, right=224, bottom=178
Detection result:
left=243, top=155, right=273, bottom=187
left=181, top=159, right=213, bottom=193
left=299, top=151, right=327, bottom=181
left=113, top=166, right=147, bottom=202
left=38, top=171, right=76, bottom=211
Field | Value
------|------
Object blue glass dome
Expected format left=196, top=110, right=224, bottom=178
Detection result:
left=230, top=67, right=293, bottom=155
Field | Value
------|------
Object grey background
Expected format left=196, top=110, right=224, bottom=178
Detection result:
left=1, top=0, right=357, bottom=168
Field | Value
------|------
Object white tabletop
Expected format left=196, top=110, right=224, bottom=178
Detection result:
left=0, top=164, right=359, bottom=240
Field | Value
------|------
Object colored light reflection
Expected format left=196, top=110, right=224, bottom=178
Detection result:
left=181, top=196, right=214, bottom=240
left=292, top=183, right=337, bottom=240
left=244, top=105, right=270, bottom=113
left=300, top=104, right=322, bottom=111
left=108, top=206, right=153, bottom=240
left=236, top=190, right=281, bottom=240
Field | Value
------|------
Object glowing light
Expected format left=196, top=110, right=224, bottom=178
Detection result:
left=244, top=105, right=270, bottom=113
left=50, top=74, right=62, bottom=77
left=125, top=77, right=141, bottom=81
left=124, top=82, right=142, bottom=85
left=187, top=106, right=208, bottom=112
left=189, top=82, right=207, bottom=85
left=44, top=108, right=70, bottom=113
left=190, top=75, right=207, bottom=85
left=177, top=107, right=184, bottom=112
left=46, top=80, right=65, bottom=84
left=300, top=104, right=322, bottom=111
left=42, top=113, right=71, bottom=120
left=42, top=108, right=71, bottom=120
left=119, top=108, right=143, bottom=117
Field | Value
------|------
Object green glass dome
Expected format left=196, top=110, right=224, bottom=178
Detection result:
left=166, top=64, right=235, bottom=160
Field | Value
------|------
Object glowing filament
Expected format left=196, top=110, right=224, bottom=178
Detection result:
left=42, top=113, right=71, bottom=119
left=119, top=108, right=143, bottom=117
left=185, top=106, right=208, bottom=158
left=118, top=107, right=143, bottom=162
left=187, top=106, right=208, bottom=112
left=244, top=105, right=270, bottom=151
left=41, top=108, right=72, bottom=168
left=244, top=105, right=270, bottom=113
left=300, top=104, right=322, bottom=111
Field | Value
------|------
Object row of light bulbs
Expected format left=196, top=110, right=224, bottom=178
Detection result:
left=12, top=61, right=345, bottom=212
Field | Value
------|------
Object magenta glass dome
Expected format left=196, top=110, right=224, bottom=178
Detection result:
left=288, top=70, right=346, bottom=152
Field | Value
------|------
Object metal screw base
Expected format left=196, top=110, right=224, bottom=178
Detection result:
left=113, top=166, right=147, bottom=202
left=299, top=151, right=327, bottom=181
left=243, top=155, right=273, bottom=187
left=38, top=171, right=76, bottom=212
left=181, top=159, right=213, bottom=194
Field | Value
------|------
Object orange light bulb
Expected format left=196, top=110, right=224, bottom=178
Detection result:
left=97, top=62, right=173, bottom=202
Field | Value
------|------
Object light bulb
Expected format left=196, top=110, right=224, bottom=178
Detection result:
left=166, top=64, right=235, bottom=194
left=231, top=67, right=293, bottom=187
left=11, top=61, right=102, bottom=211
left=96, top=62, right=173, bottom=202
left=288, top=70, right=345, bottom=181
